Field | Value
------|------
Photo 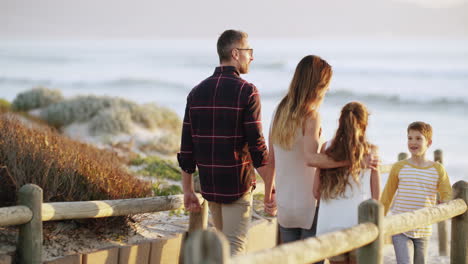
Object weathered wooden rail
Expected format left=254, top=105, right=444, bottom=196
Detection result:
left=0, top=149, right=464, bottom=263
left=184, top=180, right=467, bottom=264
left=0, top=186, right=208, bottom=263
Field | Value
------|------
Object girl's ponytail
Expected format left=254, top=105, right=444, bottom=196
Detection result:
left=319, top=102, right=370, bottom=200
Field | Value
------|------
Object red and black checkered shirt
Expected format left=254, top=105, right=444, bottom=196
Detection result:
left=177, top=66, right=268, bottom=203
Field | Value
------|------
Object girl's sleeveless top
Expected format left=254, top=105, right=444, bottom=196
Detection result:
left=316, top=141, right=372, bottom=235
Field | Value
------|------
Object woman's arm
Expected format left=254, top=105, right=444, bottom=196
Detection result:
left=313, top=167, right=321, bottom=200
left=256, top=127, right=277, bottom=216
left=303, top=113, right=348, bottom=169
left=312, top=143, right=328, bottom=200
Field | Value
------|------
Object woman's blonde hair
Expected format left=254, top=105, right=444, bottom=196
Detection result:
left=271, top=55, right=332, bottom=149
left=320, top=102, right=371, bottom=200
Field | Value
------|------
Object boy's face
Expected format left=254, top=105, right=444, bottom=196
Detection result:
left=407, top=129, right=432, bottom=156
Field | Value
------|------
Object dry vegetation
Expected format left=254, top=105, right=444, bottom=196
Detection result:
left=0, top=115, right=151, bottom=207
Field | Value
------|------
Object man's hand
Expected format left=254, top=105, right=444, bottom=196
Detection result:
left=264, top=191, right=277, bottom=216
left=184, top=191, right=201, bottom=213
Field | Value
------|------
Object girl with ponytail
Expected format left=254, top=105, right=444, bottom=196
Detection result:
left=313, top=101, right=381, bottom=264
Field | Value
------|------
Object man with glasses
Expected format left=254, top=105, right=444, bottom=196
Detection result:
left=178, top=29, right=275, bottom=255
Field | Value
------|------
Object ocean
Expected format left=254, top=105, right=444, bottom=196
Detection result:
left=0, top=38, right=467, bottom=184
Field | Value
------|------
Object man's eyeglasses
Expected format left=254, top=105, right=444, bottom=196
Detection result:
left=235, top=48, right=254, bottom=56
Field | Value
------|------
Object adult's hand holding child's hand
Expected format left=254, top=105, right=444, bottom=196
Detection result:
left=184, top=191, right=201, bottom=213
left=264, top=191, right=277, bottom=216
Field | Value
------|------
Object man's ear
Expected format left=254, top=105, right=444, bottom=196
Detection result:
left=231, top=48, right=239, bottom=61
left=428, top=139, right=433, bottom=148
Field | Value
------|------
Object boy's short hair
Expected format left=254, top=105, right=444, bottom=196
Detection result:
left=407, top=121, right=433, bottom=141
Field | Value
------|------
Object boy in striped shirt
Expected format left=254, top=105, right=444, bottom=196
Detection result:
left=381, top=121, right=452, bottom=264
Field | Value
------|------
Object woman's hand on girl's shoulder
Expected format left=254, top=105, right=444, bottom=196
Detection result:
left=364, top=153, right=380, bottom=170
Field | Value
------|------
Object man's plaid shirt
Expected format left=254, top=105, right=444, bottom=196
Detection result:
left=177, top=66, right=268, bottom=203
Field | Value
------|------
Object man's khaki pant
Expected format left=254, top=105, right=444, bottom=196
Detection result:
left=208, top=191, right=253, bottom=256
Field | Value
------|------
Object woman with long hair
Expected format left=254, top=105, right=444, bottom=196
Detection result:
left=313, top=102, right=381, bottom=264
left=269, top=55, right=348, bottom=244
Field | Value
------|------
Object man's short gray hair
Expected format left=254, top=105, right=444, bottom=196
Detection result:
left=217, top=30, right=248, bottom=63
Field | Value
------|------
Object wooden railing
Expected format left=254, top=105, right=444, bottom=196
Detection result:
left=183, top=180, right=468, bottom=264
left=0, top=149, right=464, bottom=263
left=0, top=186, right=208, bottom=264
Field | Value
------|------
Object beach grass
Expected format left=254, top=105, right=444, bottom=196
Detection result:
left=130, top=155, right=182, bottom=181
left=0, top=115, right=151, bottom=207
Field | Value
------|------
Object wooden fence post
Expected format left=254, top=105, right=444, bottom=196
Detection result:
left=451, top=180, right=468, bottom=264
left=357, top=199, right=384, bottom=264
left=434, top=149, right=449, bottom=256
left=398, top=152, right=408, bottom=161
left=183, top=229, right=229, bottom=264
left=17, top=184, right=43, bottom=264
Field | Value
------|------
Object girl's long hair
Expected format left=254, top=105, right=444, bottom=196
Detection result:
left=271, top=55, right=332, bottom=149
left=320, top=102, right=370, bottom=200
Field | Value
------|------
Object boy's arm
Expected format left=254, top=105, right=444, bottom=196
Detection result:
left=381, top=162, right=402, bottom=215
left=435, top=163, right=452, bottom=202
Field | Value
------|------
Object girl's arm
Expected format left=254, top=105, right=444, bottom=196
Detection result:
left=370, top=169, right=381, bottom=200
left=370, top=146, right=381, bottom=200
left=303, top=112, right=348, bottom=169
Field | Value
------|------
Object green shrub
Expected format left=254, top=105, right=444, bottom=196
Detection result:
left=89, top=107, right=133, bottom=135
left=0, top=116, right=151, bottom=207
left=0, top=98, right=11, bottom=112
left=131, top=156, right=181, bottom=181
left=40, top=96, right=181, bottom=135
left=136, top=103, right=181, bottom=132
left=39, top=95, right=124, bottom=127
left=152, top=182, right=183, bottom=196
left=12, top=87, right=64, bottom=111
left=139, top=133, right=180, bottom=155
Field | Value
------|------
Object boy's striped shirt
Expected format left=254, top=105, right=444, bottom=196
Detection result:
left=381, top=160, right=452, bottom=238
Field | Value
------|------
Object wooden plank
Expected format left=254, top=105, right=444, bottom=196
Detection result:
left=451, top=181, right=468, bottom=264
left=231, top=223, right=378, bottom=264
left=0, top=205, right=32, bottom=226
left=118, top=243, right=151, bottom=264
left=149, top=234, right=183, bottom=264
left=41, top=194, right=203, bottom=221
left=383, top=198, right=467, bottom=236
left=82, top=248, right=118, bottom=264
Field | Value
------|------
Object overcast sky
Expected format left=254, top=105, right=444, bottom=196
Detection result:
left=1, top=0, right=467, bottom=40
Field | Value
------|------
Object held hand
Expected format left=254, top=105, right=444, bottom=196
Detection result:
left=184, top=192, right=201, bottom=213
left=365, top=153, right=380, bottom=171
left=264, top=191, right=277, bottom=216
